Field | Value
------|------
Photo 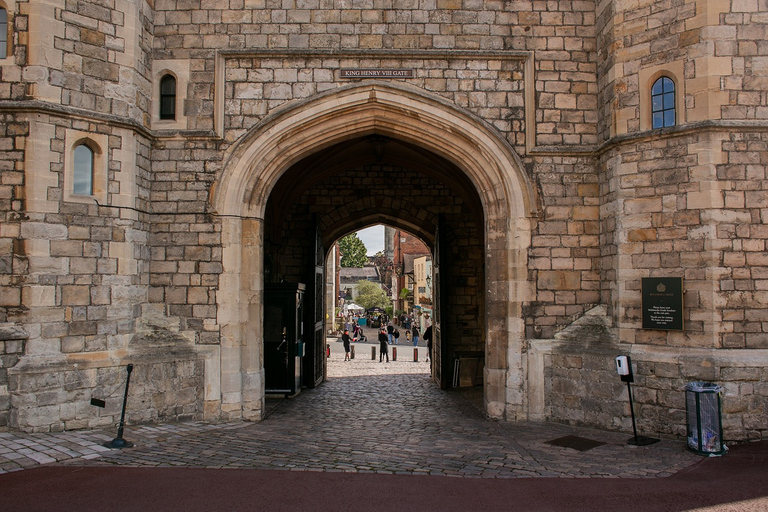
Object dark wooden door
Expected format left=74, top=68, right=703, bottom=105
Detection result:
left=434, top=215, right=448, bottom=388
left=309, top=226, right=326, bottom=388
left=264, top=283, right=305, bottom=395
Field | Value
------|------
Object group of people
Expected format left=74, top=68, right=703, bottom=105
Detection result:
left=377, top=324, right=432, bottom=363
left=340, top=323, right=432, bottom=363
left=381, top=323, right=422, bottom=346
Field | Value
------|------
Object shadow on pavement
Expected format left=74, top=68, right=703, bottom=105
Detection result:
left=3, top=440, right=768, bottom=512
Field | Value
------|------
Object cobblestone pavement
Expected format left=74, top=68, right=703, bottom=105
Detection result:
left=1, top=350, right=700, bottom=477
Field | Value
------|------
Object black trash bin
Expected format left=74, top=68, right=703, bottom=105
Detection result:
left=685, top=381, right=726, bottom=456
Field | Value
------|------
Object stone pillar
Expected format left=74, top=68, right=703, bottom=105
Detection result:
left=240, top=218, right=264, bottom=421
left=217, top=217, right=244, bottom=419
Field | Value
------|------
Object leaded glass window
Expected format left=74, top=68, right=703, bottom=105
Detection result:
left=0, top=9, right=8, bottom=58
left=160, top=74, right=176, bottom=120
left=651, top=77, right=675, bottom=129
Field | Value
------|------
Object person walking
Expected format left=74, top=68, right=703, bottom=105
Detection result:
left=394, top=328, right=400, bottom=345
left=378, top=328, right=389, bottom=362
left=386, top=323, right=394, bottom=345
left=359, top=324, right=367, bottom=342
left=423, top=325, right=432, bottom=363
left=341, top=330, right=352, bottom=361
left=412, top=325, right=420, bottom=347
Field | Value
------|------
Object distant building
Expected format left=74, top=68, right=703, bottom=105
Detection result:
left=413, top=255, right=433, bottom=330
left=413, top=256, right=432, bottom=305
left=339, top=266, right=380, bottom=301
left=389, top=230, right=430, bottom=313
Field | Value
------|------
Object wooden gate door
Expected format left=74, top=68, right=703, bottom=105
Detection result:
left=308, top=226, right=326, bottom=388
left=434, top=215, right=449, bottom=388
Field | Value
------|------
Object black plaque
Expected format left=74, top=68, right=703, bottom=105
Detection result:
left=642, top=277, right=684, bottom=331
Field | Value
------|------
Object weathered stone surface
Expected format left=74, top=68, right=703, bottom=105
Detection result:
left=0, top=0, right=766, bottom=442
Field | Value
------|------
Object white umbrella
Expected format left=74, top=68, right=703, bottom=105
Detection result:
left=344, top=303, right=364, bottom=311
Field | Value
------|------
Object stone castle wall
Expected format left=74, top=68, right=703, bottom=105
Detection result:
left=0, top=0, right=766, bottom=439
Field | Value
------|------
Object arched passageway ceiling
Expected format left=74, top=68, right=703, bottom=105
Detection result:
left=213, top=81, right=536, bottom=223
left=267, top=134, right=484, bottom=250
left=324, top=214, right=434, bottom=255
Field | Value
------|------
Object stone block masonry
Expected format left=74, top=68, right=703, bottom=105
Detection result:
left=0, top=326, right=26, bottom=429
left=0, top=0, right=766, bottom=442
left=8, top=358, right=204, bottom=433
left=545, top=336, right=768, bottom=441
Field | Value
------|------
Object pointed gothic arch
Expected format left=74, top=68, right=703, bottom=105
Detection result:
left=209, top=82, right=537, bottom=421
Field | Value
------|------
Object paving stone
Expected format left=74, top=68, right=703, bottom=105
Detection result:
left=0, top=350, right=699, bottom=477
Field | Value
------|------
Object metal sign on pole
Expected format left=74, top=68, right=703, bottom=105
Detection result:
left=616, top=355, right=659, bottom=446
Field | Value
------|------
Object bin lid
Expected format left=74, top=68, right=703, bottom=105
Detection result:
left=685, top=381, right=722, bottom=392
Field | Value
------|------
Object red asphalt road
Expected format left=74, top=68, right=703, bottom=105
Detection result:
left=3, top=441, right=768, bottom=512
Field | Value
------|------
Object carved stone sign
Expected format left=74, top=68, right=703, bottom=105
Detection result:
left=642, top=277, right=684, bottom=331
left=340, top=69, right=414, bottom=78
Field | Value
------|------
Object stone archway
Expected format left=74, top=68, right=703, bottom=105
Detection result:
left=210, top=82, right=536, bottom=422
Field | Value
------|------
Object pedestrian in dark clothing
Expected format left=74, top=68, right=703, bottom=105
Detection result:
left=378, top=329, right=389, bottom=362
left=341, top=330, right=351, bottom=361
left=412, top=325, right=420, bottom=347
left=387, top=324, right=394, bottom=344
left=394, top=329, right=400, bottom=345
left=423, top=325, right=432, bottom=363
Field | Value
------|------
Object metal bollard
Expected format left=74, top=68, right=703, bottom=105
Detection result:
left=327, top=344, right=330, bottom=357
left=104, top=364, right=134, bottom=449
left=392, top=346, right=397, bottom=361
left=414, top=347, right=418, bottom=362
left=372, top=346, right=376, bottom=360
left=351, top=345, right=355, bottom=359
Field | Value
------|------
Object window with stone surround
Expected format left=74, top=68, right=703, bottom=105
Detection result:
left=152, top=61, right=189, bottom=129
left=639, top=63, right=684, bottom=132
left=64, top=131, right=108, bottom=205
left=651, top=77, right=676, bottom=129
left=160, top=74, right=176, bottom=120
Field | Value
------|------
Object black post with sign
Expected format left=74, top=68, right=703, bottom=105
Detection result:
left=616, top=355, right=659, bottom=447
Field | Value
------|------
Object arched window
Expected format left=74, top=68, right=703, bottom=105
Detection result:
left=160, top=74, right=176, bottom=120
left=651, top=77, right=675, bottom=129
left=0, top=8, right=8, bottom=58
left=73, top=144, right=94, bottom=195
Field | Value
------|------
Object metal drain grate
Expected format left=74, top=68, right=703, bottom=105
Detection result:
left=545, top=435, right=607, bottom=452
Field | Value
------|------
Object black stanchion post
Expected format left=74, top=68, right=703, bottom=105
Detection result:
left=105, top=364, right=134, bottom=449
left=351, top=345, right=355, bottom=359
left=627, top=380, right=640, bottom=442
left=372, top=346, right=376, bottom=360
left=392, top=346, right=397, bottom=361
left=414, top=347, right=418, bottom=362
left=616, top=355, right=659, bottom=446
